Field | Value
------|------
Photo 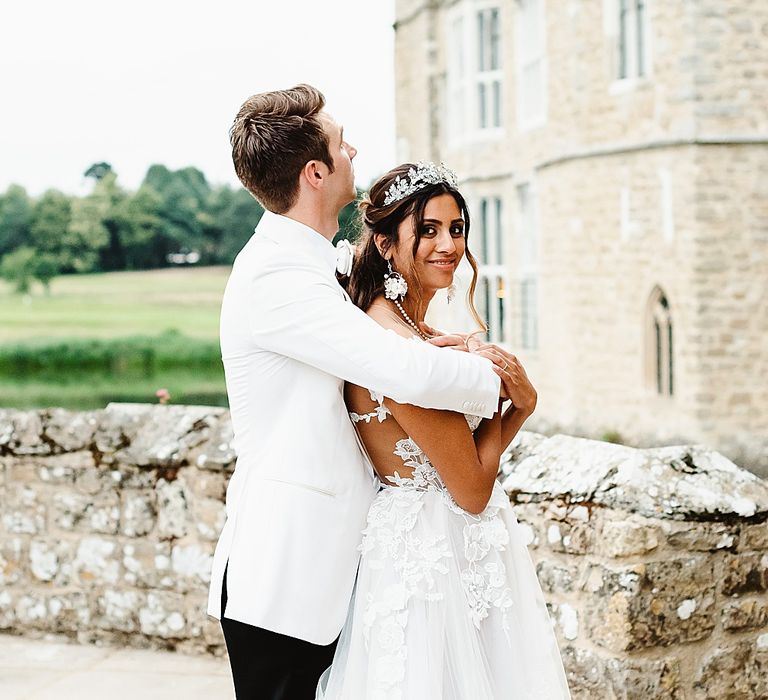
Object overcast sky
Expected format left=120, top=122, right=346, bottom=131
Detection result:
left=0, top=0, right=396, bottom=196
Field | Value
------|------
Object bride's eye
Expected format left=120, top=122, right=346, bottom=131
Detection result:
left=450, top=225, right=465, bottom=237
left=420, top=225, right=437, bottom=237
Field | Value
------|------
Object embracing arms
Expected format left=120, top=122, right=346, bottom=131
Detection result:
left=247, top=254, right=502, bottom=418
left=382, top=345, right=537, bottom=514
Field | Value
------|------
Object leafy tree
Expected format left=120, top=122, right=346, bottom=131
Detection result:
left=84, top=162, right=113, bottom=181
left=111, top=185, right=162, bottom=269
left=0, top=185, right=33, bottom=257
left=203, top=186, right=264, bottom=264
left=90, top=172, right=128, bottom=271
left=0, top=246, right=59, bottom=293
left=141, top=165, right=210, bottom=265
left=31, top=254, right=59, bottom=293
left=29, top=190, right=73, bottom=270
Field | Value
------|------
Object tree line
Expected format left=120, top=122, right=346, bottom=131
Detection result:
left=0, top=162, right=360, bottom=292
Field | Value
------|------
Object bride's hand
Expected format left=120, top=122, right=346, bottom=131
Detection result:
left=475, top=343, right=537, bottom=415
left=421, top=323, right=484, bottom=353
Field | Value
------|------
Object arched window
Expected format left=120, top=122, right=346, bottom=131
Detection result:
left=646, top=287, right=673, bottom=396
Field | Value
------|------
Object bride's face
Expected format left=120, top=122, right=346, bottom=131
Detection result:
left=392, top=193, right=466, bottom=294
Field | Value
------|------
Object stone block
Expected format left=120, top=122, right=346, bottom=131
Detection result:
left=29, top=538, right=76, bottom=585
left=188, top=414, right=236, bottom=471
left=43, top=408, right=99, bottom=452
left=598, top=520, right=660, bottom=558
left=170, top=543, right=214, bottom=592
left=122, top=541, right=173, bottom=589
left=722, top=599, right=768, bottom=631
left=740, top=523, right=768, bottom=551
left=52, top=491, right=120, bottom=535
left=12, top=591, right=88, bottom=633
left=183, top=467, right=227, bottom=500
left=193, top=497, right=226, bottom=542
left=15, top=593, right=49, bottom=629
left=0, top=589, right=14, bottom=629
left=108, top=404, right=223, bottom=468
left=96, top=589, right=146, bottom=633
left=139, top=591, right=188, bottom=638
left=1, top=484, right=46, bottom=534
left=604, top=657, right=684, bottom=700
left=73, top=536, right=121, bottom=586
left=74, top=465, right=119, bottom=495
left=37, top=451, right=95, bottom=484
left=0, top=537, right=25, bottom=586
left=693, top=640, right=768, bottom=699
left=584, top=557, right=717, bottom=651
left=45, top=591, right=92, bottom=634
left=183, top=592, right=218, bottom=642
left=666, top=522, right=738, bottom=551
left=559, top=645, right=603, bottom=696
left=156, top=479, right=189, bottom=539
left=721, top=553, right=768, bottom=595
left=0, top=410, right=50, bottom=455
left=120, top=492, right=156, bottom=537
left=544, top=520, right=593, bottom=554
left=536, top=560, right=580, bottom=595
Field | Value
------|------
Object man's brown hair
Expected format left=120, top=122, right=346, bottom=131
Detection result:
left=230, top=84, right=335, bottom=213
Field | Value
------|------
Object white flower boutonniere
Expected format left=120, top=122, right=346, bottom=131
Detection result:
left=335, top=239, right=355, bottom=277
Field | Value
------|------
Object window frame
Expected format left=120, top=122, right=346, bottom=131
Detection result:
left=516, top=181, right=540, bottom=351
left=446, top=0, right=505, bottom=147
left=514, top=0, right=548, bottom=131
left=474, top=194, right=511, bottom=345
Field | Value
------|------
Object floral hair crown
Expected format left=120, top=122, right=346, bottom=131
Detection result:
left=382, top=161, right=459, bottom=206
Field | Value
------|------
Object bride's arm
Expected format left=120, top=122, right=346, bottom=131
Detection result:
left=379, top=338, right=537, bottom=514
left=382, top=400, right=502, bottom=515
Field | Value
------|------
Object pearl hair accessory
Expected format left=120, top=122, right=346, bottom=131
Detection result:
left=383, top=162, right=459, bottom=206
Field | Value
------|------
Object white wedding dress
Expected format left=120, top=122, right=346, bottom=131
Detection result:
left=317, top=393, right=572, bottom=700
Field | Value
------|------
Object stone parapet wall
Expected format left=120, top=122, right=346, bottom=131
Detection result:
left=0, top=403, right=233, bottom=656
left=503, top=433, right=768, bottom=699
left=2, top=405, right=768, bottom=698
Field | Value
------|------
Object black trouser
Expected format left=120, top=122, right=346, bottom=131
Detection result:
left=220, top=565, right=338, bottom=700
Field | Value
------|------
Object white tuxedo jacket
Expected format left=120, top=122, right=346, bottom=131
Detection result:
left=207, top=210, right=500, bottom=644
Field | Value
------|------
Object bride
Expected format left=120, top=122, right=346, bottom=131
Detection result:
left=317, top=162, right=572, bottom=699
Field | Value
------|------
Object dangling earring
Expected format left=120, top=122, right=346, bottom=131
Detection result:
left=446, top=283, right=457, bottom=305
left=384, top=260, right=408, bottom=301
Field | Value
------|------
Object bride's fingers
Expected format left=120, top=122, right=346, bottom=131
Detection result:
left=476, top=349, right=506, bottom=369
left=427, top=334, right=468, bottom=349
left=418, top=321, right=442, bottom=337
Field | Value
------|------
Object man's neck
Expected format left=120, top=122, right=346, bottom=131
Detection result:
left=282, top=200, right=339, bottom=241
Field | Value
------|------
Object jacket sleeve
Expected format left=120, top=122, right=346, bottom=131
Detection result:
left=247, top=254, right=500, bottom=419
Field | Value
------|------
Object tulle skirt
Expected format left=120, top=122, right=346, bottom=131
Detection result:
left=317, top=480, right=572, bottom=699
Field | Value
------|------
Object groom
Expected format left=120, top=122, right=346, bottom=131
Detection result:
left=207, top=84, right=507, bottom=699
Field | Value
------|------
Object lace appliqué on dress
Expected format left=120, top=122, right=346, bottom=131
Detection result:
left=349, top=390, right=391, bottom=425
left=357, top=414, right=515, bottom=697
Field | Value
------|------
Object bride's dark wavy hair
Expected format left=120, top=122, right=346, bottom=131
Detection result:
left=345, top=163, right=486, bottom=331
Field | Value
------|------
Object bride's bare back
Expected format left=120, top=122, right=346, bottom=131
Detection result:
left=344, top=302, right=498, bottom=513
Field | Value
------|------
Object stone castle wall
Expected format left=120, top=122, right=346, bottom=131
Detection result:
left=2, top=404, right=767, bottom=698
left=394, top=0, right=768, bottom=476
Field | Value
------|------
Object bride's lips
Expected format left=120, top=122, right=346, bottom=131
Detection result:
left=426, top=258, right=457, bottom=269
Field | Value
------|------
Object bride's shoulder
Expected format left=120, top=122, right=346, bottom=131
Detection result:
left=366, top=299, right=419, bottom=340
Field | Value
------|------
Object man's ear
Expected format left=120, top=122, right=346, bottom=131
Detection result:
left=301, top=160, right=327, bottom=191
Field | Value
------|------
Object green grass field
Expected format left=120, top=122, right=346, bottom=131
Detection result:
left=0, top=267, right=231, bottom=409
left=0, top=266, right=230, bottom=342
